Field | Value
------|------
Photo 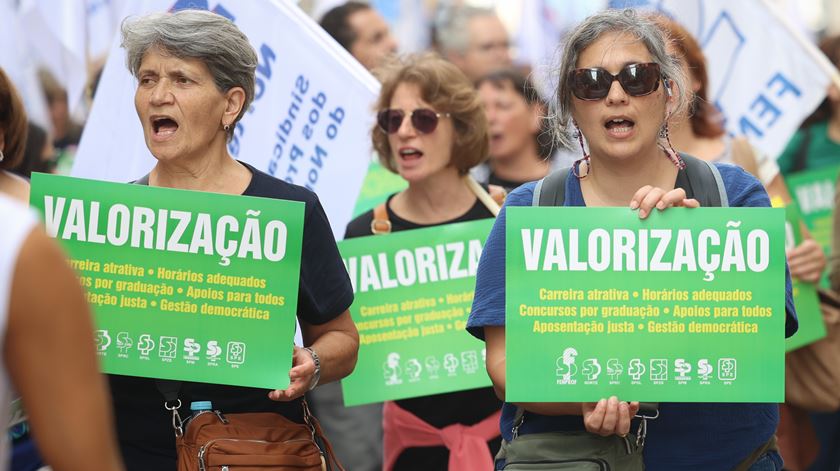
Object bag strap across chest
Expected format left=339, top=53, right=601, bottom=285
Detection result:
left=532, top=154, right=728, bottom=208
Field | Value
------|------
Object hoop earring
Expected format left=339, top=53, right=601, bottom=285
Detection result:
left=573, top=124, right=590, bottom=179
left=0, top=150, right=4, bottom=163
left=659, top=121, right=685, bottom=169
left=223, top=124, right=230, bottom=132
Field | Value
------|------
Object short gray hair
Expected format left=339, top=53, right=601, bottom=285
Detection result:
left=121, top=10, right=258, bottom=138
left=549, top=9, right=690, bottom=150
left=436, top=6, right=496, bottom=55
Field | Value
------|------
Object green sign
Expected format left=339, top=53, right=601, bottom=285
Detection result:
left=339, top=220, right=493, bottom=406
left=351, top=160, right=407, bottom=217
left=505, top=207, right=786, bottom=403
left=786, top=164, right=840, bottom=287
left=30, top=173, right=305, bottom=389
left=780, top=200, right=826, bottom=351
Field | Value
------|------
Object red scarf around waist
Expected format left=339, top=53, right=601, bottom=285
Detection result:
left=382, top=400, right=501, bottom=471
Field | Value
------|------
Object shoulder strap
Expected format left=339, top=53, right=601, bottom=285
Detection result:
left=533, top=167, right=571, bottom=207
left=680, top=154, right=728, bottom=208
left=370, top=203, right=391, bottom=235
left=792, top=126, right=812, bottom=173
left=155, top=379, right=181, bottom=403
left=134, top=173, right=151, bottom=186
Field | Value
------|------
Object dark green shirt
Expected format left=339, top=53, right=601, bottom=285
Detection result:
left=777, top=121, right=840, bottom=175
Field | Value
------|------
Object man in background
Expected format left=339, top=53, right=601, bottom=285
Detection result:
left=320, top=1, right=398, bottom=71
left=435, top=6, right=512, bottom=83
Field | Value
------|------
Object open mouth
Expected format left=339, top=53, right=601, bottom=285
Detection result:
left=604, top=118, right=635, bottom=135
left=151, top=116, right=179, bottom=138
left=398, top=147, right=423, bottom=161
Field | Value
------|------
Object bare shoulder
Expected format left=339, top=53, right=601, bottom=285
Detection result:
left=0, top=171, right=30, bottom=204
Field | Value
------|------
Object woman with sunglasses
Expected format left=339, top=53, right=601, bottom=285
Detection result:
left=467, top=9, right=796, bottom=471
left=344, top=54, right=503, bottom=470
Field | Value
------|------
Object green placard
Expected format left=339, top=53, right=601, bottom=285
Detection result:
left=339, top=220, right=494, bottom=406
left=778, top=200, right=826, bottom=351
left=351, top=159, right=407, bottom=217
left=505, top=207, right=786, bottom=403
left=30, top=173, right=305, bottom=389
left=787, top=164, right=840, bottom=287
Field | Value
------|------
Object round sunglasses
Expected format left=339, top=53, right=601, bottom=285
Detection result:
left=377, top=108, right=451, bottom=134
left=569, top=62, right=662, bottom=101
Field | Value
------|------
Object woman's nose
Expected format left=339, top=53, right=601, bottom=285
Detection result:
left=396, top=113, right=416, bottom=137
left=149, top=80, right=174, bottom=105
left=605, top=79, right=629, bottom=106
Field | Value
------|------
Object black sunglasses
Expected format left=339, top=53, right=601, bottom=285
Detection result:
left=569, top=62, right=662, bottom=101
left=377, top=108, right=451, bottom=134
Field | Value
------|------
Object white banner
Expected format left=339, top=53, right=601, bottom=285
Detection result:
left=72, top=0, right=380, bottom=240
left=20, top=0, right=89, bottom=115
left=0, top=0, right=49, bottom=128
left=613, top=0, right=837, bottom=159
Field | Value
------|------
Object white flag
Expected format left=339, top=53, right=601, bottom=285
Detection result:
left=612, top=0, right=838, bottom=158
left=72, top=0, right=379, bottom=240
left=87, top=0, right=129, bottom=60
left=20, top=0, right=88, bottom=116
left=0, top=0, right=49, bottom=128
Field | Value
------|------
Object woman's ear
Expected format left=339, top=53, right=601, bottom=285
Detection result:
left=222, top=87, right=246, bottom=127
left=663, top=78, right=678, bottom=117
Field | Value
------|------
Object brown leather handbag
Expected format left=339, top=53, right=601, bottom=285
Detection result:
left=785, top=288, right=840, bottom=412
left=175, top=401, right=343, bottom=471
left=156, top=380, right=344, bottom=471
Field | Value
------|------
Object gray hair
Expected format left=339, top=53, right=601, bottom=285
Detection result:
left=549, top=9, right=690, bottom=150
left=121, top=10, right=258, bottom=139
left=436, top=6, right=497, bottom=55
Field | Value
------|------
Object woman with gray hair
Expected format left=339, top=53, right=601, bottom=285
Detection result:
left=110, top=9, right=359, bottom=469
left=466, top=8, right=796, bottom=470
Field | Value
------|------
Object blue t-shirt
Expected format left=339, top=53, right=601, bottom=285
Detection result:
left=467, top=163, right=798, bottom=471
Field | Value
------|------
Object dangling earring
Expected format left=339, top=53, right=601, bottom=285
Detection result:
left=223, top=124, right=230, bottom=132
left=0, top=150, right=4, bottom=163
left=572, top=124, right=590, bottom=179
left=659, top=121, right=685, bottom=170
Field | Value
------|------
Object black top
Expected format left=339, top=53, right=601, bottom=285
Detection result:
left=345, top=193, right=503, bottom=471
left=111, top=162, right=354, bottom=470
left=488, top=171, right=528, bottom=193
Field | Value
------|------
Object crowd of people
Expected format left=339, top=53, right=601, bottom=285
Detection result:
left=1, top=2, right=839, bottom=470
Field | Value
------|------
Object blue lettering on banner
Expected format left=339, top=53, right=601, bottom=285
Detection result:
left=268, top=75, right=309, bottom=178
left=720, top=71, right=803, bottom=140
left=268, top=73, right=347, bottom=191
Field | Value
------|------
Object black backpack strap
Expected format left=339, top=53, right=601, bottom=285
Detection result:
left=792, top=126, right=812, bottom=173
left=156, top=379, right=182, bottom=403
left=533, top=167, right=571, bottom=207
left=679, top=154, right=728, bottom=208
